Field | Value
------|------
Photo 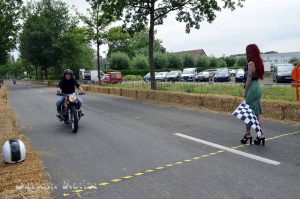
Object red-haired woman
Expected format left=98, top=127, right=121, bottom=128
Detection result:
left=240, top=44, right=265, bottom=145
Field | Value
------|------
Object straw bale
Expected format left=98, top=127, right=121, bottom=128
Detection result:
left=136, top=90, right=149, bottom=100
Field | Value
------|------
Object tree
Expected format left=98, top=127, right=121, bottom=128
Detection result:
left=105, top=26, right=166, bottom=58
left=196, top=56, right=210, bottom=69
left=183, top=54, right=195, bottom=68
left=153, top=52, right=168, bottom=69
left=130, top=28, right=166, bottom=56
left=58, top=27, right=94, bottom=77
left=131, top=54, right=148, bottom=69
left=105, top=26, right=133, bottom=58
left=168, top=53, right=183, bottom=69
left=81, top=1, right=115, bottom=84
left=289, top=57, right=299, bottom=64
left=93, top=0, right=244, bottom=90
left=108, top=52, right=130, bottom=70
left=20, top=0, right=93, bottom=80
left=20, top=0, right=73, bottom=79
left=0, top=0, right=23, bottom=65
left=236, top=56, right=248, bottom=67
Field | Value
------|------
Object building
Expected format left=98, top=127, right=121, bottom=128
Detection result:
left=261, top=51, right=300, bottom=72
left=262, top=51, right=300, bottom=65
left=174, top=49, right=207, bottom=57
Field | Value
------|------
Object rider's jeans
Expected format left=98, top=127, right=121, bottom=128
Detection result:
left=56, top=96, right=83, bottom=113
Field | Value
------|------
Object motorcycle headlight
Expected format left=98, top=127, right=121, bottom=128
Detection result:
left=69, top=95, right=77, bottom=102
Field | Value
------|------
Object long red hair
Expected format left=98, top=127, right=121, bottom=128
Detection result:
left=246, top=44, right=264, bottom=80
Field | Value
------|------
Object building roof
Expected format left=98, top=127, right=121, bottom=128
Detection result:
left=174, top=49, right=207, bottom=57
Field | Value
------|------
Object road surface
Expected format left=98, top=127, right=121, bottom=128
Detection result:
left=8, top=82, right=300, bottom=199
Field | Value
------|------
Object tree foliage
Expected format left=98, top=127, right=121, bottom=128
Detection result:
left=108, top=52, right=130, bottom=70
left=19, top=0, right=93, bottom=79
left=183, top=54, right=195, bottom=68
left=168, top=53, right=183, bottom=69
left=289, top=57, right=299, bottom=64
left=236, top=56, right=248, bottom=67
left=105, top=26, right=165, bottom=58
left=153, top=52, right=169, bottom=69
left=0, top=0, right=23, bottom=64
left=131, top=54, right=148, bottom=69
left=196, top=56, right=210, bottom=69
left=91, top=0, right=245, bottom=89
left=224, top=56, right=236, bottom=67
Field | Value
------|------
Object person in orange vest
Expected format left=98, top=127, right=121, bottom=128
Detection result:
left=291, top=61, right=300, bottom=101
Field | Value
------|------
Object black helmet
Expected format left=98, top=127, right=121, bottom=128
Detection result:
left=64, top=69, right=74, bottom=76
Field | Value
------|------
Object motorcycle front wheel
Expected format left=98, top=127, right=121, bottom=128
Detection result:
left=71, top=107, right=78, bottom=133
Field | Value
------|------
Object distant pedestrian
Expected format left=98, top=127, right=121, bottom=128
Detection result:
left=240, top=44, right=265, bottom=146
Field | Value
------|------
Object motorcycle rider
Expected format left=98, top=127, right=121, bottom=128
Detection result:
left=56, top=69, right=84, bottom=119
left=12, top=76, right=16, bottom=85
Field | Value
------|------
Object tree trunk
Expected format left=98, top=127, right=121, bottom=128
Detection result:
left=44, top=66, right=48, bottom=80
left=35, top=66, right=38, bottom=80
left=96, top=7, right=101, bottom=86
left=40, top=66, right=43, bottom=80
left=149, top=0, right=156, bottom=90
left=97, top=38, right=101, bottom=85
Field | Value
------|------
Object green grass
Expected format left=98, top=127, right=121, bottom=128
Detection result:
left=100, top=82, right=297, bottom=102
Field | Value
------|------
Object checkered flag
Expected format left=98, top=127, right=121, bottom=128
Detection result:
left=232, top=100, right=263, bottom=137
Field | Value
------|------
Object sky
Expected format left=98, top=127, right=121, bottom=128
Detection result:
left=22, top=0, right=300, bottom=58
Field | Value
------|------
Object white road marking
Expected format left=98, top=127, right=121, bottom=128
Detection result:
left=174, top=133, right=281, bottom=166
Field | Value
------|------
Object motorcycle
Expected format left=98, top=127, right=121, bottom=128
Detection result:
left=56, top=92, right=85, bottom=133
left=13, top=79, right=16, bottom=85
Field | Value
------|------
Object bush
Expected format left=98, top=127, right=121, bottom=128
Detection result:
left=131, top=54, right=148, bottom=69
left=218, top=59, right=227, bottom=68
left=123, top=75, right=143, bottom=81
left=210, top=57, right=218, bottom=68
left=236, top=56, right=248, bottom=67
left=154, top=52, right=169, bottom=69
left=289, top=57, right=299, bottom=64
left=224, top=56, right=236, bottom=67
left=182, top=54, right=195, bottom=68
left=196, top=56, right=210, bottom=69
left=167, top=53, right=183, bottom=69
left=108, top=52, right=131, bottom=70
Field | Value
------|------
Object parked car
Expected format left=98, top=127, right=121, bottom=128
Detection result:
left=229, top=69, right=237, bottom=76
left=100, top=72, right=122, bottom=84
left=155, top=72, right=168, bottom=81
left=235, top=69, right=245, bottom=82
left=166, top=70, right=182, bottom=81
left=143, top=72, right=158, bottom=82
left=196, top=71, right=210, bottom=82
left=204, top=69, right=218, bottom=79
left=272, top=64, right=293, bottom=83
left=214, top=68, right=230, bottom=82
left=181, top=68, right=197, bottom=81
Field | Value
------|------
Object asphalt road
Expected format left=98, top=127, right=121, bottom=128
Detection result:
left=8, top=82, right=300, bottom=199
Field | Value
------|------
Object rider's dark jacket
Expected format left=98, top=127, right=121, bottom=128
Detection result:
left=58, top=79, right=80, bottom=94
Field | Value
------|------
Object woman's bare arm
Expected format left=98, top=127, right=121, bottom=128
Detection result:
left=244, top=62, right=255, bottom=97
